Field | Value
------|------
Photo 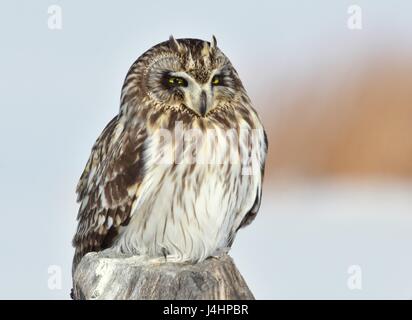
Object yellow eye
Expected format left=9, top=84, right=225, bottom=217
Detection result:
left=166, top=76, right=187, bottom=87
left=212, top=75, right=222, bottom=86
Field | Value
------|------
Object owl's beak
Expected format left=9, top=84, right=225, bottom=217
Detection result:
left=185, top=85, right=212, bottom=117
left=199, top=91, right=207, bottom=117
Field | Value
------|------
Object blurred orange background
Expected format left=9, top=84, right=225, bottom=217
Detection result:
left=258, top=51, right=412, bottom=182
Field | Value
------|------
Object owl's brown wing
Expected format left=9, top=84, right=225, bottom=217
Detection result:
left=236, top=129, right=268, bottom=230
left=72, top=115, right=146, bottom=274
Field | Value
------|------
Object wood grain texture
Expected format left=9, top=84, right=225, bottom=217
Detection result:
left=72, top=251, right=254, bottom=300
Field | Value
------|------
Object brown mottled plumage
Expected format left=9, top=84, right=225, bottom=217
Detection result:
left=72, top=36, right=267, bottom=275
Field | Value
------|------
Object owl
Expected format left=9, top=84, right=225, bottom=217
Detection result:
left=72, top=36, right=268, bottom=275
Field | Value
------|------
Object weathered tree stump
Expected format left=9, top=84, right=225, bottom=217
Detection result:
left=72, top=250, right=254, bottom=300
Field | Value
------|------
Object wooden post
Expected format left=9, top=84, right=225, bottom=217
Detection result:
left=72, top=250, right=255, bottom=300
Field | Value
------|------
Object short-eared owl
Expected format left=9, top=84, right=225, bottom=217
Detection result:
left=72, top=36, right=268, bottom=274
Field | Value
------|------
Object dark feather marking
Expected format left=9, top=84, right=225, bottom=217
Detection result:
left=162, top=215, right=168, bottom=243
left=180, top=220, right=187, bottom=248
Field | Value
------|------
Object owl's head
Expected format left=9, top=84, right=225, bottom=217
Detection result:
left=121, top=36, right=245, bottom=118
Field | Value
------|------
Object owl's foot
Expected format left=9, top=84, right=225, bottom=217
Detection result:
left=122, top=254, right=149, bottom=265
left=145, top=254, right=189, bottom=265
left=210, top=247, right=230, bottom=259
